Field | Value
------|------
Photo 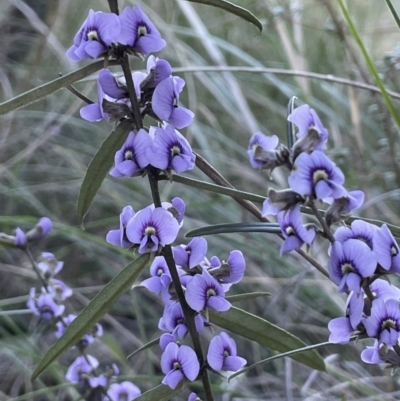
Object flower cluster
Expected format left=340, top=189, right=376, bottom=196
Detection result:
left=69, top=3, right=248, bottom=396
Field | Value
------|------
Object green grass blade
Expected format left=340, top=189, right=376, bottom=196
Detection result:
left=209, top=306, right=326, bottom=371
left=186, top=0, right=262, bottom=31
left=127, top=337, right=160, bottom=359
left=0, top=60, right=117, bottom=116
left=338, top=0, right=400, bottom=131
left=134, top=383, right=184, bottom=401
left=226, top=292, right=270, bottom=303
left=31, top=253, right=151, bottom=381
left=229, top=341, right=331, bottom=381
left=186, top=222, right=281, bottom=237
left=77, top=120, right=131, bottom=227
left=385, top=0, right=400, bottom=30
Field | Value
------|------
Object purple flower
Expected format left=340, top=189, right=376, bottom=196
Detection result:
left=361, top=340, right=384, bottom=364
left=106, top=381, right=141, bottom=401
left=185, top=269, right=231, bottom=312
left=27, top=288, right=64, bottom=320
left=171, top=197, right=185, bottom=225
left=152, top=77, right=194, bottom=129
left=262, top=189, right=304, bottom=217
left=14, top=227, right=27, bottom=248
left=373, top=224, right=400, bottom=273
left=80, top=73, right=108, bottom=122
left=328, top=239, right=376, bottom=293
left=247, top=132, right=279, bottom=169
left=209, top=250, right=246, bottom=285
left=333, top=220, right=378, bottom=249
left=363, top=298, right=400, bottom=346
left=277, top=205, right=316, bottom=255
left=110, top=130, right=151, bottom=178
left=126, top=207, right=180, bottom=254
left=161, top=342, right=199, bottom=389
left=207, top=332, right=246, bottom=372
left=67, top=10, right=120, bottom=61
left=25, top=217, right=53, bottom=240
left=159, top=301, right=205, bottom=338
left=328, top=291, right=363, bottom=344
left=141, top=256, right=171, bottom=295
left=65, top=355, right=99, bottom=384
left=188, top=393, right=198, bottom=401
left=146, top=56, right=172, bottom=87
left=118, top=5, right=166, bottom=56
left=37, top=252, right=64, bottom=277
left=159, top=333, right=176, bottom=350
left=49, top=279, right=73, bottom=302
left=173, top=237, right=208, bottom=269
left=97, top=68, right=128, bottom=100
left=288, top=104, right=328, bottom=157
left=325, top=190, right=365, bottom=227
left=106, top=205, right=135, bottom=248
left=288, top=150, right=346, bottom=200
left=149, top=124, right=195, bottom=173
left=370, top=279, right=400, bottom=301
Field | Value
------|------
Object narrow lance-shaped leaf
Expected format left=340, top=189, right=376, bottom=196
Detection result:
left=127, top=337, right=160, bottom=359
left=186, top=222, right=281, bottom=237
left=186, top=0, right=262, bottom=31
left=31, top=253, right=150, bottom=381
left=209, top=306, right=325, bottom=371
left=0, top=60, right=118, bottom=116
left=134, top=383, right=184, bottom=401
left=77, top=120, right=131, bottom=227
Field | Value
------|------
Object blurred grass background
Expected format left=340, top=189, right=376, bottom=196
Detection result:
left=1, top=0, right=400, bottom=399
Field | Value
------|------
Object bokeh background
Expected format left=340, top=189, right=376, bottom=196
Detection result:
left=1, top=0, right=400, bottom=399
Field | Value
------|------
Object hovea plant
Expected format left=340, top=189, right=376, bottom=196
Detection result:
left=2, top=0, right=400, bottom=400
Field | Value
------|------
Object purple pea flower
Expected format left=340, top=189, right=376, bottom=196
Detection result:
left=209, top=250, right=246, bottom=285
left=146, top=56, right=172, bottom=87
left=370, top=279, right=400, bottom=301
left=247, top=132, right=279, bottom=170
left=26, top=217, right=53, bottom=240
left=149, top=124, right=195, bottom=173
left=188, top=393, right=199, bottom=401
left=288, top=150, right=346, bottom=200
left=126, top=206, right=180, bottom=254
left=324, top=190, right=365, bottom=227
left=14, top=227, right=27, bottom=248
left=333, top=219, right=378, bottom=249
left=328, top=239, right=376, bottom=293
left=277, top=205, right=316, bottom=255
left=207, top=332, right=247, bottom=372
left=152, top=77, right=194, bottom=129
left=361, top=340, right=384, bottom=364
left=141, top=256, right=171, bottom=295
left=80, top=73, right=108, bottom=122
left=66, top=10, right=120, bottom=61
left=65, top=355, right=99, bottom=384
left=373, top=224, right=400, bottom=273
left=109, top=130, right=151, bottom=178
left=159, top=333, right=176, bottom=351
left=159, top=301, right=205, bottom=338
left=106, top=205, right=135, bottom=248
left=118, top=5, right=166, bottom=56
left=328, top=291, right=364, bottom=344
left=363, top=298, right=400, bottom=346
left=49, top=279, right=73, bottom=302
left=37, top=252, right=64, bottom=277
left=97, top=68, right=128, bottom=100
left=27, top=288, right=64, bottom=320
left=185, top=269, right=231, bottom=312
left=173, top=237, right=208, bottom=269
left=171, top=197, right=185, bottom=225
left=106, top=381, right=141, bottom=401
left=161, top=342, right=199, bottom=389
left=288, top=104, right=328, bottom=158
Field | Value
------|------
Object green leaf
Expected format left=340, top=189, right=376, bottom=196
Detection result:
left=226, top=292, right=270, bottom=303
left=127, top=337, right=160, bottom=359
left=338, top=0, right=400, bottom=131
left=77, top=120, right=131, bottom=227
left=385, top=0, right=400, bottom=30
left=31, top=254, right=150, bottom=381
left=209, top=306, right=325, bottom=371
left=229, top=341, right=331, bottom=381
left=186, top=222, right=281, bottom=237
left=0, top=60, right=118, bottom=116
left=134, top=383, right=184, bottom=401
left=186, top=0, right=262, bottom=31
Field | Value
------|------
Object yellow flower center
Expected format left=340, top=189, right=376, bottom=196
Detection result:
left=138, top=25, right=147, bottom=37
left=124, top=150, right=133, bottom=160
left=87, top=30, right=99, bottom=41
left=173, top=361, right=180, bottom=370
left=381, top=319, right=396, bottom=330
left=341, top=263, right=355, bottom=274
left=171, top=146, right=181, bottom=157
left=144, top=226, right=156, bottom=236
left=285, top=226, right=295, bottom=236
left=391, top=245, right=398, bottom=256
left=313, top=169, right=328, bottom=184
left=206, top=288, right=216, bottom=298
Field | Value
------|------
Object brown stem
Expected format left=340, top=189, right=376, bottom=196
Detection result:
left=308, top=199, right=335, bottom=243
